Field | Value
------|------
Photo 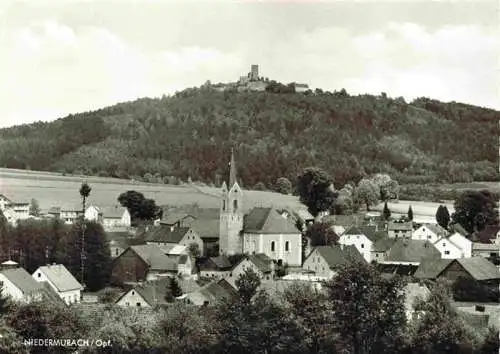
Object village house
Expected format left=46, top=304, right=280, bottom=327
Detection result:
left=179, top=278, right=238, bottom=306
left=101, top=205, right=131, bottom=230
left=387, top=221, right=413, bottom=238
left=48, top=206, right=83, bottom=224
left=32, top=264, right=83, bottom=305
left=302, top=245, right=365, bottom=279
left=472, top=243, right=500, bottom=258
left=115, top=277, right=201, bottom=308
left=381, top=239, right=441, bottom=266
left=84, top=205, right=102, bottom=222
left=415, top=257, right=500, bottom=292
left=226, top=253, right=274, bottom=289
left=371, top=238, right=397, bottom=263
left=159, top=213, right=196, bottom=228
left=338, top=226, right=385, bottom=263
left=199, top=255, right=234, bottom=279
left=412, top=224, right=448, bottom=243
left=111, top=244, right=178, bottom=284
left=159, top=244, right=197, bottom=278
left=0, top=267, right=44, bottom=303
left=433, top=232, right=472, bottom=259
left=0, top=194, right=30, bottom=225
left=144, top=225, right=204, bottom=255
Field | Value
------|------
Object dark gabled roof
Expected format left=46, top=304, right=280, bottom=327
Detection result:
left=322, top=214, right=360, bottom=228
left=144, top=225, right=190, bottom=243
left=244, top=207, right=299, bottom=234
left=0, top=268, right=44, bottom=295
left=189, top=219, right=220, bottom=239
left=456, top=257, right=500, bottom=281
left=414, top=258, right=452, bottom=279
left=373, top=238, right=398, bottom=252
left=199, top=278, right=238, bottom=303
left=385, top=239, right=441, bottom=263
left=312, top=245, right=365, bottom=269
left=160, top=213, right=196, bottom=225
left=415, top=257, right=500, bottom=281
left=343, top=225, right=384, bottom=242
left=128, top=244, right=178, bottom=272
left=247, top=253, right=274, bottom=273
left=388, top=221, right=413, bottom=231
left=200, top=255, right=233, bottom=271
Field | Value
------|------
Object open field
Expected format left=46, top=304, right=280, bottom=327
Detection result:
left=1, top=168, right=497, bottom=216
left=0, top=168, right=303, bottom=213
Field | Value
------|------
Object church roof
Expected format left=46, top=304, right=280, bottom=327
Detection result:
left=244, top=207, right=300, bottom=234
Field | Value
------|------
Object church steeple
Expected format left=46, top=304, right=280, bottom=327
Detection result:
left=229, top=148, right=237, bottom=187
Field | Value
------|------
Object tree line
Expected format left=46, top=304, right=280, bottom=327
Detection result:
left=0, top=87, right=498, bottom=188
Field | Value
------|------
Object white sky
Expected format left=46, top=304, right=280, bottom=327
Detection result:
left=0, top=0, right=498, bottom=128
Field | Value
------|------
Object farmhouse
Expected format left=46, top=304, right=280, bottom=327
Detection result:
left=433, top=232, right=472, bottom=259
left=0, top=194, right=30, bottom=225
left=472, top=243, right=500, bottom=258
left=412, top=224, right=448, bottom=243
left=32, top=264, right=83, bottom=304
left=381, top=239, right=441, bottom=266
left=101, top=205, right=131, bottom=230
left=387, top=221, right=413, bottom=239
left=159, top=213, right=196, bottom=228
left=199, top=255, right=233, bottom=279
left=415, top=257, right=500, bottom=291
left=302, top=245, right=365, bottom=279
left=371, top=238, right=397, bottom=262
left=0, top=267, right=44, bottom=303
left=179, top=278, right=238, bottom=306
left=338, top=226, right=385, bottom=263
left=226, top=253, right=274, bottom=289
left=111, top=244, right=178, bottom=284
left=144, top=225, right=204, bottom=254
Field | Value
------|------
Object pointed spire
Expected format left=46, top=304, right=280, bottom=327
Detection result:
left=229, top=148, right=237, bottom=187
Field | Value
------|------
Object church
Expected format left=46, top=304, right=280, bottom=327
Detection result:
left=218, top=150, right=303, bottom=267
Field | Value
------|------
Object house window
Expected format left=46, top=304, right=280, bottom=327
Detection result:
left=361, top=244, right=364, bottom=249
left=442, top=243, right=446, bottom=247
left=222, top=200, right=226, bottom=211
left=115, top=249, right=119, bottom=256
left=427, top=235, right=431, bottom=239
left=271, top=241, right=275, bottom=252
left=233, top=199, right=238, bottom=211
left=132, top=291, right=135, bottom=295
left=126, top=302, right=130, bottom=306
left=136, top=302, right=141, bottom=307
left=444, top=251, right=450, bottom=255
left=285, top=241, right=289, bottom=251
left=37, top=273, right=41, bottom=278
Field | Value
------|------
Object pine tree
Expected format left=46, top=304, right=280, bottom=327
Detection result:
left=383, top=202, right=391, bottom=221
left=407, top=205, right=413, bottom=221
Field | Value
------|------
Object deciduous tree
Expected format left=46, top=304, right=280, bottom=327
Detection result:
left=452, top=190, right=499, bottom=234
left=355, top=178, right=379, bottom=211
left=275, top=177, right=292, bottom=195
left=323, top=262, right=407, bottom=354
left=305, top=222, right=339, bottom=247
left=296, top=167, right=338, bottom=218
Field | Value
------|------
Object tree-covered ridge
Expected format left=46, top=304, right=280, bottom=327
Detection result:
left=0, top=87, right=498, bottom=188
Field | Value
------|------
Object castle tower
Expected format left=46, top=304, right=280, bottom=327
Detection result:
left=219, top=148, right=244, bottom=256
left=251, top=64, right=259, bottom=81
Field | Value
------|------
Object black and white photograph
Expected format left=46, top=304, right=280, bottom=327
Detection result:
left=0, top=0, right=499, bottom=353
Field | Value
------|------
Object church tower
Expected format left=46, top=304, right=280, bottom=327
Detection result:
left=219, top=148, right=244, bottom=256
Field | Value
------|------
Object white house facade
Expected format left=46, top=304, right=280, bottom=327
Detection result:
left=412, top=225, right=446, bottom=244
left=32, top=264, right=83, bottom=305
left=433, top=237, right=465, bottom=259
left=338, top=227, right=374, bottom=263
left=0, top=268, right=44, bottom=303
left=302, top=248, right=336, bottom=279
left=85, top=205, right=102, bottom=222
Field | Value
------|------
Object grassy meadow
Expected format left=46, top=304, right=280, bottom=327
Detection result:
left=2, top=168, right=496, bottom=216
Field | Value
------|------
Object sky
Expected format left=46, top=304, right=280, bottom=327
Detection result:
left=0, top=0, right=498, bottom=128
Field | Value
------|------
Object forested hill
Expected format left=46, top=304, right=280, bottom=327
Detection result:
left=1, top=86, right=499, bottom=189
